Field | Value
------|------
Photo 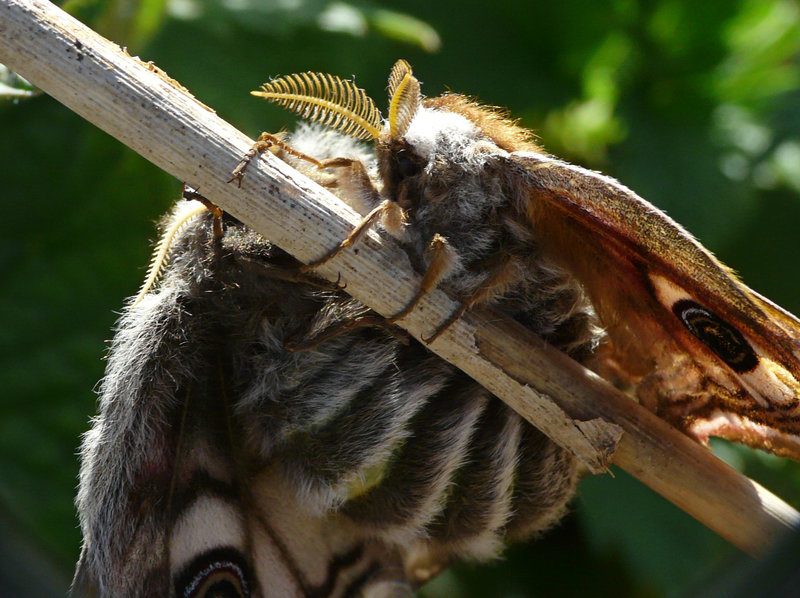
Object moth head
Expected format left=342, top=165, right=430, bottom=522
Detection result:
left=251, top=60, right=534, bottom=213
left=376, top=59, right=427, bottom=208
left=374, top=61, right=542, bottom=212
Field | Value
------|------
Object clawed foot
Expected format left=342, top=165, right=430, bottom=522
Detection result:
left=298, top=200, right=402, bottom=273
left=183, top=185, right=223, bottom=239
left=227, top=132, right=325, bottom=187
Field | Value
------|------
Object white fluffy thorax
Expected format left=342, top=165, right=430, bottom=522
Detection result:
left=402, top=106, right=482, bottom=161
left=290, top=122, right=376, bottom=165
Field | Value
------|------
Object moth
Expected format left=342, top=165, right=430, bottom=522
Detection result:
left=74, top=60, right=800, bottom=597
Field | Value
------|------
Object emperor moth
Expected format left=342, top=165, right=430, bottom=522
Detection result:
left=74, top=60, right=800, bottom=597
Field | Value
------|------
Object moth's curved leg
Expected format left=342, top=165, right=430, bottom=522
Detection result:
left=228, top=131, right=325, bottom=187
left=386, top=234, right=457, bottom=327
left=231, top=142, right=394, bottom=274
left=298, top=198, right=401, bottom=273
left=387, top=236, right=520, bottom=344
left=182, top=185, right=224, bottom=239
left=235, top=255, right=342, bottom=290
left=298, top=157, right=400, bottom=273
left=317, top=158, right=387, bottom=217
left=422, top=251, right=520, bottom=344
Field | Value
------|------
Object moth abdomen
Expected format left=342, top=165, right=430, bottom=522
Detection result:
left=505, top=424, right=579, bottom=540
left=423, top=398, right=522, bottom=557
left=340, top=372, right=490, bottom=539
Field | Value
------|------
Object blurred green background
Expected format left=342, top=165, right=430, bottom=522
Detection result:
left=2, top=0, right=800, bottom=596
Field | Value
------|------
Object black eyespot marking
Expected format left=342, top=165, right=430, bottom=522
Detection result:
left=174, top=547, right=251, bottom=598
left=673, top=299, right=759, bottom=373
left=394, top=148, right=424, bottom=180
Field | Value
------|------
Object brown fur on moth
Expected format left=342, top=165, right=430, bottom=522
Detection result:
left=74, top=121, right=598, bottom=597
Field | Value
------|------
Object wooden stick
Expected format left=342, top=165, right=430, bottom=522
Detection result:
left=1, top=0, right=797, bottom=557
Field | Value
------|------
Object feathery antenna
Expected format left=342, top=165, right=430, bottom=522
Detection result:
left=387, top=60, right=420, bottom=138
left=387, top=59, right=413, bottom=98
left=132, top=202, right=208, bottom=306
left=252, top=72, right=382, bottom=141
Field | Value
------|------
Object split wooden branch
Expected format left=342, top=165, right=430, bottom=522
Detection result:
left=1, top=0, right=798, bottom=557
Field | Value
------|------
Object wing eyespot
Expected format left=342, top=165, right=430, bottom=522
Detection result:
left=174, top=547, right=251, bottom=598
left=673, top=299, right=759, bottom=373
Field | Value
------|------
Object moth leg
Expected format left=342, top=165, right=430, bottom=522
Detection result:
left=423, top=252, right=517, bottom=344
left=235, top=256, right=345, bottom=291
left=389, top=241, right=518, bottom=344
left=298, top=157, right=399, bottom=272
left=323, top=159, right=403, bottom=234
left=317, top=156, right=361, bottom=170
left=228, top=131, right=325, bottom=187
left=312, top=157, right=382, bottom=206
left=298, top=199, right=405, bottom=273
left=182, top=185, right=224, bottom=240
left=386, top=234, right=457, bottom=326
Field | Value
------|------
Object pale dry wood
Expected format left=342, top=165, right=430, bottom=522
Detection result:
left=1, top=0, right=798, bottom=557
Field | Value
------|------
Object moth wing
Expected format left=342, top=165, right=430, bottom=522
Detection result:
left=509, top=152, right=800, bottom=459
left=72, top=207, right=406, bottom=597
left=73, top=266, right=262, bottom=596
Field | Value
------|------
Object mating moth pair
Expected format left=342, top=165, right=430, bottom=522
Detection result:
left=74, top=60, right=800, bottom=597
